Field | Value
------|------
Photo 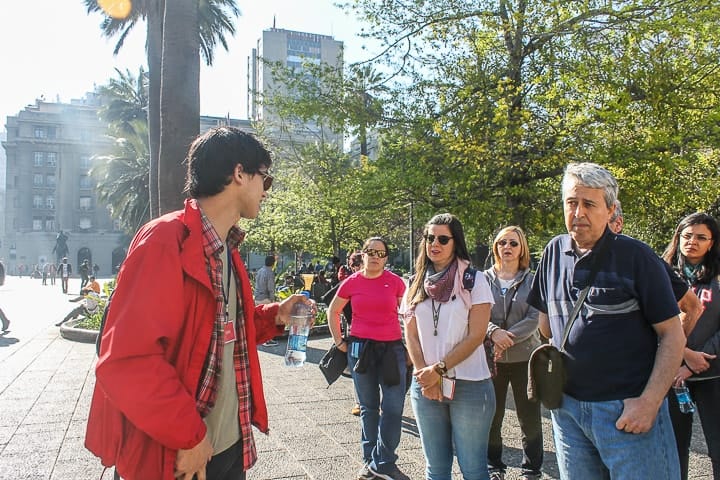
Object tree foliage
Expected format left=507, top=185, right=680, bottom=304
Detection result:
left=330, top=0, right=720, bottom=252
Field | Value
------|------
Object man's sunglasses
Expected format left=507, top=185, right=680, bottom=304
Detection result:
left=363, top=248, right=388, bottom=258
left=259, top=170, right=274, bottom=191
left=497, top=239, right=519, bottom=247
left=424, top=234, right=453, bottom=245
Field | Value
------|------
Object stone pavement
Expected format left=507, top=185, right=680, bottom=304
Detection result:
left=0, top=277, right=712, bottom=479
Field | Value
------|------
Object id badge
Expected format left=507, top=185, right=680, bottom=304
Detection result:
left=442, top=377, right=456, bottom=400
left=224, top=320, right=237, bottom=344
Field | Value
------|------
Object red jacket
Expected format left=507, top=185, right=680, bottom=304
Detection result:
left=85, top=200, right=283, bottom=480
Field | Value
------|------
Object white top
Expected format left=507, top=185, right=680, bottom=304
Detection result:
left=401, top=271, right=494, bottom=381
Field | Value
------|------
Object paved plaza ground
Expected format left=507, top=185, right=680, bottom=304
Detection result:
left=0, top=276, right=712, bottom=479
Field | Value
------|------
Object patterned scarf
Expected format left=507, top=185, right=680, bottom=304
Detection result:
left=424, top=258, right=458, bottom=302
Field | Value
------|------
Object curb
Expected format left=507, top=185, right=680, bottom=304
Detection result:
left=56, top=321, right=329, bottom=343
left=59, top=319, right=99, bottom=344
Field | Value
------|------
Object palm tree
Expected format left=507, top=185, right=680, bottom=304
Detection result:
left=97, top=67, right=148, bottom=138
left=84, top=0, right=240, bottom=216
left=91, top=119, right=151, bottom=234
left=158, top=0, right=199, bottom=213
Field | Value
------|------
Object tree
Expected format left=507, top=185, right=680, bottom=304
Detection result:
left=84, top=0, right=240, bottom=216
left=341, top=0, right=720, bottom=250
left=157, top=0, right=200, bottom=213
left=91, top=119, right=151, bottom=234
left=93, top=67, right=151, bottom=234
left=96, top=66, right=148, bottom=138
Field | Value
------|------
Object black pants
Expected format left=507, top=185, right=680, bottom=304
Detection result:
left=113, top=440, right=246, bottom=480
left=669, top=377, right=720, bottom=480
left=488, top=361, right=543, bottom=475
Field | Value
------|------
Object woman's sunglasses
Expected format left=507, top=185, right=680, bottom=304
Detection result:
left=424, top=234, right=453, bottom=245
left=363, top=248, right=388, bottom=258
left=497, top=239, right=519, bottom=247
left=259, top=170, right=274, bottom=191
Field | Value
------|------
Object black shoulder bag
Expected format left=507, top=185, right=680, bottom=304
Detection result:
left=527, top=241, right=609, bottom=409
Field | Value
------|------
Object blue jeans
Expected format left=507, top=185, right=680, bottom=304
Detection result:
left=411, top=377, right=495, bottom=480
left=551, top=393, right=680, bottom=480
left=348, top=341, right=407, bottom=475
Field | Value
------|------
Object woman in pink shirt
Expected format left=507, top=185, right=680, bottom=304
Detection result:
left=328, top=237, right=408, bottom=480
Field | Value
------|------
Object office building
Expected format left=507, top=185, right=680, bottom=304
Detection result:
left=1, top=95, right=125, bottom=276
left=248, top=27, right=344, bottom=149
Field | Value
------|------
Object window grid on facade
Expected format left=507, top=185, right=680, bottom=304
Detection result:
left=79, top=175, right=92, bottom=189
left=34, top=151, right=44, bottom=166
left=46, top=196, right=55, bottom=209
left=33, top=195, right=43, bottom=209
left=33, top=217, right=43, bottom=231
left=46, top=152, right=57, bottom=167
left=33, top=174, right=43, bottom=186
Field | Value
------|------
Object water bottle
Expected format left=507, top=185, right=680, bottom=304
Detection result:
left=673, top=381, right=696, bottom=414
left=284, top=291, right=315, bottom=368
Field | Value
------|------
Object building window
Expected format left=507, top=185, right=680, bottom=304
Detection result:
left=33, top=217, right=43, bottom=231
left=45, top=217, right=55, bottom=231
left=46, top=152, right=57, bottom=167
left=46, top=196, right=55, bottom=209
left=33, top=174, right=43, bottom=186
left=46, top=175, right=56, bottom=187
left=80, top=155, right=92, bottom=169
left=79, top=217, right=92, bottom=230
left=79, top=175, right=92, bottom=189
left=34, top=152, right=44, bottom=166
left=33, top=195, right=43, bottom=209
left=79, top=196, right=92, bottom=211
left=34, top=126, right=47, bottom=138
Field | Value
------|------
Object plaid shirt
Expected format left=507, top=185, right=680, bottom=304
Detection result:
left=195, top=209, right=257, bottom=469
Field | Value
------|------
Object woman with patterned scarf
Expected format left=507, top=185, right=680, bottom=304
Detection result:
left=401, top=213, right=496, bottom=480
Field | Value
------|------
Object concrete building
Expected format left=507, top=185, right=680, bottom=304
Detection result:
left=1, top=95, right=125, bottom=277
left=248, top=27, right=344, bottom=150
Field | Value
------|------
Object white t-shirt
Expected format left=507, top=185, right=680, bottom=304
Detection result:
left=401, top=271, right=494, bottom=381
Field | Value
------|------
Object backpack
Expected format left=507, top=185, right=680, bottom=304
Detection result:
left=95, top=291, right=115, bottom=356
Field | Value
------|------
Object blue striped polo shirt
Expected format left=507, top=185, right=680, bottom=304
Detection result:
left=527, top=228, right=680, bottom=401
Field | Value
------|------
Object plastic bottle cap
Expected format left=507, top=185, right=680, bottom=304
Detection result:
left=301, top=291, right=311, bottom=299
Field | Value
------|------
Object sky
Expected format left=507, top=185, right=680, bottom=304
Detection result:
left=0, top=0, right=373, bottom=129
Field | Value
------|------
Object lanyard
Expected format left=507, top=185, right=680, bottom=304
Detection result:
left=221, top=247, right=232, bottom=321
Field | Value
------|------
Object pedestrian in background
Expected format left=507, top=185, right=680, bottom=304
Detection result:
left=662, top=212, right=720, bottom=479
left=85, top=126, right=310, bottom=480
left=0, top=259, right=9, bottom=332
left=328, top=237, right=409, bottom=480
left=402, top=213, right=495, bottom=480
left=484, top=226, right=542, bottom=480
left=255, top=255, right=279, bottom=347
left=58, top=257, right=72, bottom=294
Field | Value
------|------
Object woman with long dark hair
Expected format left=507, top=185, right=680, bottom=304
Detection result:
left=662, top=212, right=720, bottom=479
left=328, top=237, right=409, bottom=480
left=402, top=213, right=495, bottom=480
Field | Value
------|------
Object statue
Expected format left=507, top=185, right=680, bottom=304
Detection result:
left=52, top=231, right=69, bottom=264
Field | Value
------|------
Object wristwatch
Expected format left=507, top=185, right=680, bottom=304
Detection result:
left=434, top=361, right=448, bottom=376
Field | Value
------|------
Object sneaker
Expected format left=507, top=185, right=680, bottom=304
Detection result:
left=489, top=471, right=505, bottom=480
left=357, top=463, right=376, bottom=480
left=262, top=339, right=279, bottom=347
left=351, top=403, right=361, bottom=416
left=369, top=465, right=410, bottom=480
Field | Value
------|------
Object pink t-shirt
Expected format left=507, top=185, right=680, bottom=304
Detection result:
left=337, top=270, right=407, bottom=341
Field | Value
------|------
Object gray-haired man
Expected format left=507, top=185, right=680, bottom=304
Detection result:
left=527, top=162, right=684, bottom=479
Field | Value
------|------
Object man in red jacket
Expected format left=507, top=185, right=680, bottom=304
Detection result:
left=85, top=126, right=310, bottom=480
